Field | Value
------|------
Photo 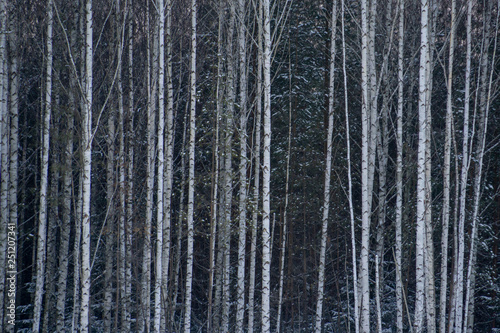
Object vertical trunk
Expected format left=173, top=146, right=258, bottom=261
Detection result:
left=236, top=0, right=248, bottom=330
left=208, top=5, right=223, bottom=331
left=104, top=88, right=116, bottom=333
left=261, top=0, right=272, bottom=330
left=439, top=1, right=455, bottom=332
left=183, top=0, right=196, bottom=330
left=33, top=0, right=53, bottom=330
left=396, top=1, right=404, bottom=331
left=248, top=0, right=262, bottom=327
left=80, top=0, right=93, bottom=330
left=140, top=2, right=155, bottom=331
left=315, top=2, right=337, bottom=331
left=360, top=0, right=372, bottom=329
left=415, top=0, right=429, bottom=331
left=221, top=3, right=235, bottom=331
left=56, top=107, right=74, bottom=332
left=125, top=0, right=134, bottom=329
left=162, top=0, right=174, bottom=327
left=276, top=32, right=292, bottom=333
left=342, top=0, right=359, bottom=331
left=454, top=2, right=472, bottom=332
left=153, top=0, right=165, bottom=331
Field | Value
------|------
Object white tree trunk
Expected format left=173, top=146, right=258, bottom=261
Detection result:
left=56, top=107, right=74, bottom=332
left=341, top=0, right=359, bottom=331
left=236, top=0, right=248, bottom=330
left=248, top=1, right=262, bottom=327
left=33, top=1, right=53, bottom=330
left=415, top=0, right=429, bottom=331
left=396, top=1, right=404, bottom=331
left=439, top=1, right=455, bottom=332
left=315, top=2, right=337, bottom=331
left=261, top=0, right=272, bottom=330
left=162, top=0, right=174, bottom=327
left=140, top=3, right=155, bottom=330
left=80, top=0, right=93, bottom=330
left=454, top=2, right=472, bottom=332
left=153, top=0, right=165, bottom=331
left=183, top=0, right=196, bottom=330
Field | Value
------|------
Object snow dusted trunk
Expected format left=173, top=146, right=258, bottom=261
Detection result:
left=261, top=0, right=272, bottom=330
left=162, top=0, right=174, bottom=327
left=104, top=78, right=116, bottom=333
left=396, top=1, right=404, bottom=331
left=207, top=6, right=222, bottom=330
left=80, top=0, right=93, bottom=330
left=360, top=0, right=375, bottom=329
left=153, top=0, right=165, bottom=330
left=236, top=0, right=248, bottom=330
left=415, top=0, right=429, bottom=331
left=33, top=0, right=53, bottom=330
left=140, top=3, right=155, bottom=331
left=183, top=0, right=196, bottom=330
left=315, top=2, right=337, bottom=331
left=341, top=0, right=359, bottom=331
left=248, top=1, right=262, bottom=328
left=454, top=2, right=472, bottom=332
left=439, top=1, right=455, bottom=332
left=56, top=106, right=74, bottom=332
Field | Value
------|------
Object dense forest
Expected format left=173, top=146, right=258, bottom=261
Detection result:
left=0, top=0, right=499, bottom=332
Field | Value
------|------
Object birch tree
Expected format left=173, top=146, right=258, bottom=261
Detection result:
left=80, top=0, right=93, bottom=330
left=454, top=2, right=473, bottom=332
left=315, top=2, right=337, bottom=331
left=183, top=0, right=196, bottom=330
left=261, top=0, right=272, bottom=330
left=439, top=0, right=456, bottom=331
left=236, top=0, right=248, bottom=329
left=415, top=0, right=430, bottom=331
left=32, top=0, right=53, bottom=330
left=396, top=0, right=404, bottom=331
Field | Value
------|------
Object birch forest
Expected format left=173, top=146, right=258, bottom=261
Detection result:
left=1, top=0, right=500, bottom=332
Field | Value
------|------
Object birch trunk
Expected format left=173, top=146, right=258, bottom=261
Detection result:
left=80, top=0, right=93, bottom=330
left=248, top=1, right=263, bottom=330
left=415, top=0, right=430, bottom=331
left=104, top=85, right=116, bottom=333
left=360, top=0, right=373, bottom=329
left=315, top=2, right=337, bottom=331
left=208, top=5, right=223, bottom=330
left=342, top=0, right=359, bottom=331
left=140, top=2, right=155, bottom=330
left=33, top=0, right=53, bottom=329
left=236, top=0, right=248, bottom=329
left=56, top=106, right=74, bottom=332
left=221, top=3, right=235, bottom=330
left=396, top=1, right=404, bottom=331
left=183, top=0, right=196, bottom=330
left=439, top=1, right=455, bottom=332
left=162, top=0, right=174, bottom=326
left=454, top=2, right=472, bottom=332
left=261, top=0, right=272, bottom=329
left=125, top=1, right=133, bottom=329
left=153, top=0, right=165, bottom=330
